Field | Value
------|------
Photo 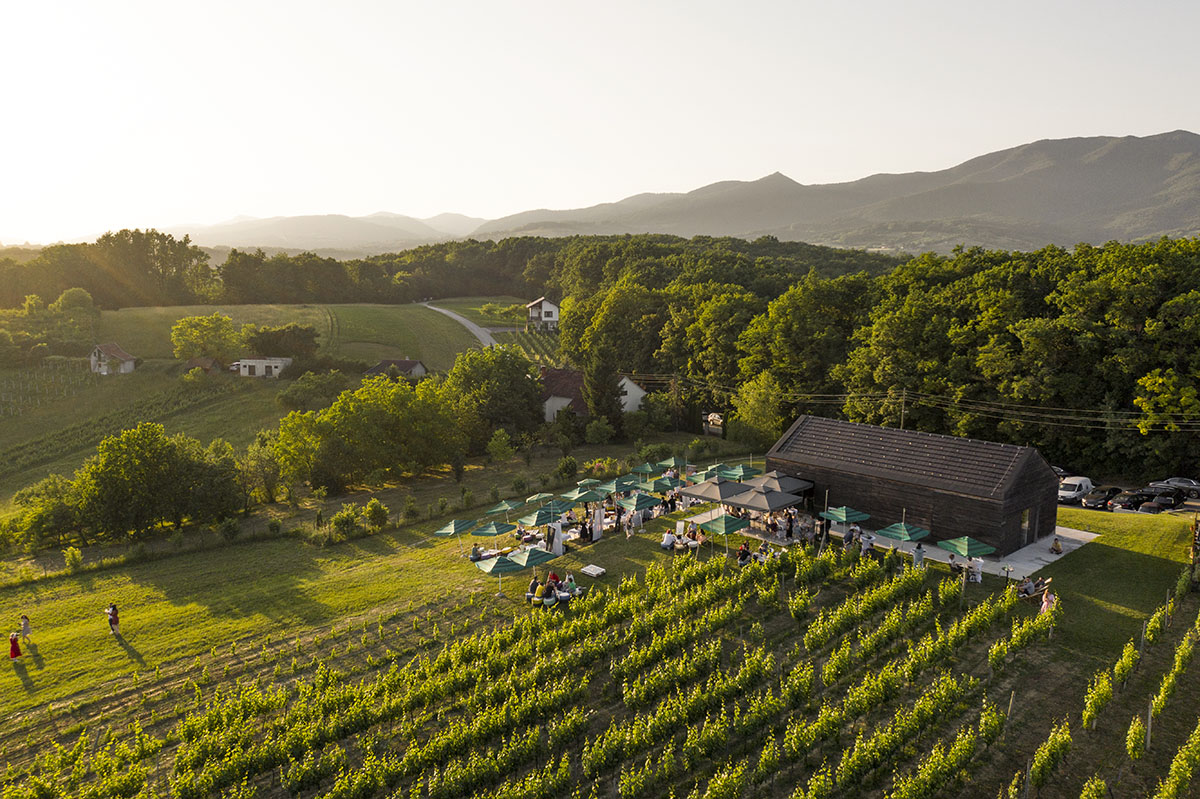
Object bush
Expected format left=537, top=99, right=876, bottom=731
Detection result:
left=1127, top=715, right=1146, bottom=761
left=63, top=546, right=83, bottom=574
left=218, top=518, right=240, bottom=542
left=638, top=442, right=673, bottom=464
left=488, top=485, right=501, bottom=504
left=364, top=498, right=389, bottom=530
left=438, top=497, right=449, bottom=515
left=460, top=490, right=473, bottom=509
left=330, top=504, right=363, bottom=539
left=623, top=410, right=653, bottom=441
left=403, top=494, right=420, bottom=521
left=267, top=519, right=282, bottom=535
left=557, top=456, right=578, bottom=480
left=512, top=476, right=528, bottom=495
left=688, top=437, right=722, bottom=461
left=585, top=418, right=615, bottom=445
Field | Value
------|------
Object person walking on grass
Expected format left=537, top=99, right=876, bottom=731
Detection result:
left=20, top=615, right=31, bottom=643
left=9, top=632, right=20, bottom=659
left=105, top=603, right=120, bottom=635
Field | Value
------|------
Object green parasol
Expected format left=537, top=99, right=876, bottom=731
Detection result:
left=543, top=499, right=575, bottom=515
left=562, top=489, right=602, bottom=504
left=657, top=455, right=688, bottom=470
left=434, top=518, right=477, bottom=555
left=472, top=521, right=516, bottom=537
left=724, top=464, right=762, bottom=480
left=510, top=547, right=558, bottom=568
left=630, top=462, right=659, bottom=475
left=576, top=478, right=601, bottom=488
left=519, top=507, right=557, bottom=527
left=819, top=506, right=871, bottom=524
left=485, top=499, right=525, bottom=516
left=699, top=513, right=750, bottom=556
left=936, top=536, right=997, bottom=558
left=526, top=492, right=554, bottom=505
left=617, top=493, right=660, bottom=512
left=474, top=555, right=525, bottom=595
left=876, top=522, right=930, bottom=542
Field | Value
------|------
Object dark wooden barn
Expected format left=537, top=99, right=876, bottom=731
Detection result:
left=766, top=416, right=1058, bottom=556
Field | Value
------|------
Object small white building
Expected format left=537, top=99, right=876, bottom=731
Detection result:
left=90, top=343, right=137, bottom=375
left=364, top=359, right=428, bottom=379
left=525, top=297, right=559, bottom=331
left=234, top=356, right=292, bottom=378
left=619, top=375, right=647, bottom=413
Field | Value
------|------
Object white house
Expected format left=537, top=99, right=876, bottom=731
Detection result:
left=364, top=359, right=428, bottom=379
left=234, top=356, right=292, bottom=378
left=90, top=343, right=137, bottom=375
left=525, top=297, right=559, bottom=331
left=540, top=367, right=585, bottom=422
left=619, top=375, right=647, bottom=413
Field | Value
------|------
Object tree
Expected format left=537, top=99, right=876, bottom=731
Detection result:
left=364, top=498, right=389, bottom=530
left=170, top=312, right=242, bottom=363
left=48, top=287, right=98, bottom=319
left=729, top=372, right=784, bottom=451
left=242, top=323, right=320, bottom=359
left=583, top=345, right=623, bottom=436
left=443, top=346, right=543, bottom=452
left=486, top=429, right=517, bottom=463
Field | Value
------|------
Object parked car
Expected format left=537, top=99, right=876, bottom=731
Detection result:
left=1081, top=485, right=1122, bottom=510
left=1109, top=490, right=1153, bottom=511
left=1137, top=502, right=1164, bottom=514
left=1058, top=477, right=1095, bottom=504
left=1143, top=485, right=1186, bottom=510
left=1148, top=477, right=1200, bottom=499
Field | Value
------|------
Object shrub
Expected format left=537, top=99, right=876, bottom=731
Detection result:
left=638, top=442, right=673, bottom=464
left=585, top=418, right=615, bottom=445
left=267, top=519, right=282, bottom=535
left=688, top=437, right=721, bottom=461
left=460, top=490, right=473, bottom=509
left=330, top=504, right=362, bottom=539
left=403, top=494, right=419, bottom=521
left=218, top=518, right=240, bottom=542
left=438, top=497, right=449, bottom=515
left=488, top=485, right=501, bottom=504
left=363, top=498, right=388, bottom=530
left=512, top=476, right=528, bottom=495
left=1127, top=715, right=1146, bottom=761
left=63, top=546, right=83, bottom=574
left=557, top=456, right=578, bottom=480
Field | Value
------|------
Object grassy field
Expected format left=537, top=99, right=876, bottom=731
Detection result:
left=427, top=295, right=527, bottom=327
left=95, top=303, right=478, bottom=369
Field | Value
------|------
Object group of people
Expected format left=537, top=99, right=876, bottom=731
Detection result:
left=526, top=571, right=580, bottom=606
left=659, top=522, right=706, bottom=552
left=8, top=615, right=31, bottom=660
left=947, top=554, right=984, bottom=583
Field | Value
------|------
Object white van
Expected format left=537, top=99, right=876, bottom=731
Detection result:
left=1058, top=477, right=1095, bottom=504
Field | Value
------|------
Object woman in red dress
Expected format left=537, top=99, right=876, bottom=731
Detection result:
left=8, top=632, right=20, bottom=659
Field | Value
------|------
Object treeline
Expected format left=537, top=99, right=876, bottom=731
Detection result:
left=570, top=238, right=1200, bottom=478
left=0, top=230, right=902, bottom=309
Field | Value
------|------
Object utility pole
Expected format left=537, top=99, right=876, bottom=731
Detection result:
left=899, top=388, right=907, bottom=430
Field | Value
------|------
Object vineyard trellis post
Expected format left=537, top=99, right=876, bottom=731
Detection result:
left=1145, top=698, right=1153, bottom=751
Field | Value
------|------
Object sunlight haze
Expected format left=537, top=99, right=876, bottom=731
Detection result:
left=2, top=0, right=1198, bottom=243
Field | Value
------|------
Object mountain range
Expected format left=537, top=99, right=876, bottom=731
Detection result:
left=170, top=131, right=1200, bottom=255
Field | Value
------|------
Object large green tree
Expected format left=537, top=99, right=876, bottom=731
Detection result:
left=443, top=346, right=543, bottom=452
left=170, top=312, right=242, bottom=363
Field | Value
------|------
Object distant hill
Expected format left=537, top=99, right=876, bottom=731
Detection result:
left=162, top=131, right=1200, bottom=254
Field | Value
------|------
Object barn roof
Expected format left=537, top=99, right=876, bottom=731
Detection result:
left=93, top=343, right=136, bottom=362
left=364, top=359, right=426, bottom=376
left=540, top=367, right=586, bottom=413
left=768, top=415, right=1046, bottom=499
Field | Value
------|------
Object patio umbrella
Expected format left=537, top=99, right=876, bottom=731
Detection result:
left=636, top=476, right=681, bottom=493
left=631, top=462, right=659, bottom=476
left=576, top=478, right=601, bottom=488
left=566, top=489, right=602, bottom=505
left=510, top=547, right=557, bottom=568
left=937, top=536, right=997, bottom=558
left=475, top=555, right=525, bottom=595
left=819, top=506, right=871, bottom=524
left=519, top=508, right=557, bottom=527
left=596, top=475, right=640, bottom=494
left=724, top=464, right=762, bottom=480
left=472, top=521, right=516, bottom=537
left=486, top=499, right=524, bottom=517
left=560, top=487, right=597, bottom=502
left=876, top=522, right=930, bottom=542
left=526, top=492, right=554, bottom=505
left=434, top=518, right=477, bottom=555
left=744, top=471, right=813, bottom=494
left=725, top=486, right=804, bottom=513
left=544, top=499, right=575, bottom=515
left=700, top=513, right=750, bottom=556
left=657, top=455, right=688, bottom=470
left=618, top=492, right=660, bottom=512
left=680, top=476, right=751, bottom=503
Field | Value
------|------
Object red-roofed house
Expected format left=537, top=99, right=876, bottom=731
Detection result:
left=540, top=367, right=647, bottom=422
left=90, top=343, right=137, bottom=375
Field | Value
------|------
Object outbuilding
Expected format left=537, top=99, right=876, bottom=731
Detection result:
left=766, top=415, right=1058, bottom=556
left=90, top=343, right=137, bottom=375
left=233, top=356, right=292, bottom=378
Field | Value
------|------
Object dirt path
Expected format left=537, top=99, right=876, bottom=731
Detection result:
left=422, top=303, right=497, bottom=347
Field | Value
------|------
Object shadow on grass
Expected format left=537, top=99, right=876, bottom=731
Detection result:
left=114, top=634, right=146, bottom=667
left=10, top=659, right=33, bottom=692
left=1038, top=541, right=1185, bottom=659
left=25, top=641, right=44, bottom=670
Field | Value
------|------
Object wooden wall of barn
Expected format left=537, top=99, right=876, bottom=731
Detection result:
left=765, top=456, right=1056, bottom=556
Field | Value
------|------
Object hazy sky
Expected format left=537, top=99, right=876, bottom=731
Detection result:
left=3, top=0, right=1198, bottom=244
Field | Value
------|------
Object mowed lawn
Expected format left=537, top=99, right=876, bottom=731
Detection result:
left=428, top=296, right=527, bottom=327
left=1045, top=507, right=1193, bottom=660
left=0, top=509, right=692, bottom=712
left=95, top=303, right=479, bottom=370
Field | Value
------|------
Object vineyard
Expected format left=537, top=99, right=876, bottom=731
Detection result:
left=0, top=360, right=99, bottom=418
left=5, top=537, right=1142, bottom=799
left=493, top=331, right=563, bottom=368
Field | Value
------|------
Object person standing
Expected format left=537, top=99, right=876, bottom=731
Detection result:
left=20, top=615, right=31, bottom=643
left=9, top=632, right=20, bottom=659
left=105, top=603, right=120, bottom=635
left=912, top=542, right=926, bottom=570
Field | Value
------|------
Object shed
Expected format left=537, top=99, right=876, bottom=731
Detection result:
left=364, top=359, right=428, bottom=379
left=540, top=367, right=586, bottom=422
left=766, top=416, right=1057, bottom=556
left=235, top=356, right=292, bottom=378
left=90, top=343, right=137, bottom=375
left=525, top=297, right=559, bottom=331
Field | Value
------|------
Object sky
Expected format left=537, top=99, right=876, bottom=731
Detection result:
left=2, top=0, right=1199, bottom=244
